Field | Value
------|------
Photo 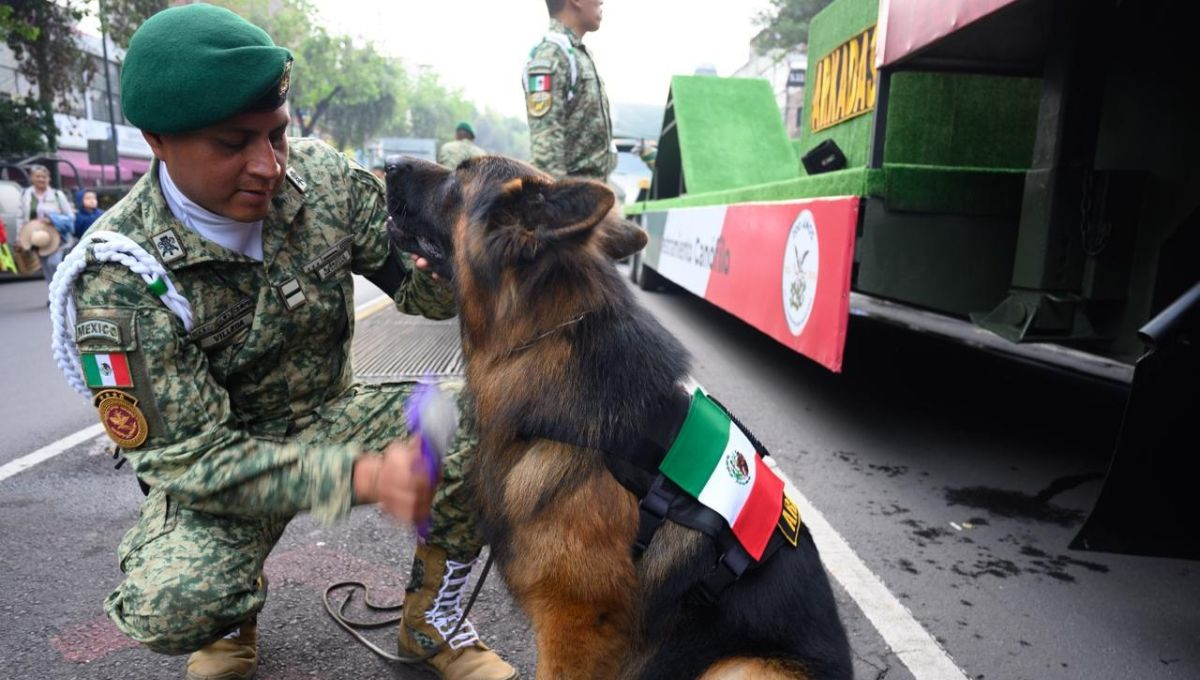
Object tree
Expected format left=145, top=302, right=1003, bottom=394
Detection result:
left=2, top=0, right=91, bottom=132
left=101, top=0, right=169, bottom=49
left=319, top=46, right=404, bottom=149
left=0, top=97, right=57, bottom=156
left=752, top=0, right=834, bottom=54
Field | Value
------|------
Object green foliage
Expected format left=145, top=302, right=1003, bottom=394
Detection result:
left=752, top=0, right=834, bottom=54
left=0, top=96, right=56, bottom=156
left=77, top=0, right=531, bottom=157
left=101, top=0, right=169, bottom=49
left=2, top=0, right=91, bottom=114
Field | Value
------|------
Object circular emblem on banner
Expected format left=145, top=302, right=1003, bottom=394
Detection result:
left=782, top=209, right=820, bottom=336
left=96, top=392, right=148, bottom=449
left=726, top=450, right=752, bottom=485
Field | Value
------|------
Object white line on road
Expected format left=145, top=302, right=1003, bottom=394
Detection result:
left=0, top=424, right=106, bottom=484
left=766, top=458, right=969, bottom=680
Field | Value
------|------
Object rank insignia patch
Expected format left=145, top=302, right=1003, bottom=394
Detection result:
left=94, top=389, right=148, bottom=449
left=82, top=352, right=134, bottom=388
left=527, top=91, right=553, bottom=118
left=151, top=229, right=186, bottom=264
left=286, top=167, right=307, bottom=193
left=277, top=278, right=306, bottom=310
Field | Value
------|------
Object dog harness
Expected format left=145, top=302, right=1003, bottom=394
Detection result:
left=532, top=384, right=803, bottom=605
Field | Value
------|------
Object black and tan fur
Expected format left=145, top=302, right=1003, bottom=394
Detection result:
left=386, top=156, right=852, bottom=680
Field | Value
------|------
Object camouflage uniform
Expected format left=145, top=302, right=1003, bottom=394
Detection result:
left=437, top=139, right=487, bottom=169
left=525, top=18, right=615, bottom=181
left=73, top=139, right=482, bottom=654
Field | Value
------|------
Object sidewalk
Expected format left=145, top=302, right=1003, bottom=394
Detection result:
left=351, top=308, right=463, bottom=382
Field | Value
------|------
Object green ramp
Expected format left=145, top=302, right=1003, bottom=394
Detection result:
left=652, top=76, right=798, bottom=201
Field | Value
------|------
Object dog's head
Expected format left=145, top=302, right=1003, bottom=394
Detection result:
left=385, top=155, right=647, bottom=286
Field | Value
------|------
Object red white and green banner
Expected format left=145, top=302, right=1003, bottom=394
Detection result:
left=641, top=197, right=859, bottom=372
left=81, top=352, right=133, bottom=388
left=659, top=389, right=784, bottom=560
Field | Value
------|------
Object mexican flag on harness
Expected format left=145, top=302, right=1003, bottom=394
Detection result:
left=659, top=389, right=784, bottom=560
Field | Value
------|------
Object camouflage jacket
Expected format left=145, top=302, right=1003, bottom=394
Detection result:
left=525, top=19, right=614, bottom=181
left=437, top=139, right=486, bottom=169
left=71, top=139, right=455, bottom=523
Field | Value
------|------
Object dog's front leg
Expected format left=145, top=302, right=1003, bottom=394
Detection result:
left=502, top=454, right=640, bottom=679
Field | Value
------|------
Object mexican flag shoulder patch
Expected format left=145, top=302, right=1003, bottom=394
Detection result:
left=81, top=352, right=133, bottom=388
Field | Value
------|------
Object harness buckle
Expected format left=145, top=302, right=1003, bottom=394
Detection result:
left=632, top=475, right=674, bottom=558
left=691, top=544, right=753, bottom=607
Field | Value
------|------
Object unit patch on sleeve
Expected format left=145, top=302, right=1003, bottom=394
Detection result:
left=527, top=92, right=553, bottom=118
left=93, top=389, right=149, bottom=449
left=302, top=236, right=353, bottom=281
left=151, top=228, right=186, bottom=264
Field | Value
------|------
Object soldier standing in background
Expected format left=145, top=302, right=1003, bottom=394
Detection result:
left=51, top=5, right=516, bottom=680
left=524, top=0, right=615, bottom=182
left=437, top=122, right=487, bottom=169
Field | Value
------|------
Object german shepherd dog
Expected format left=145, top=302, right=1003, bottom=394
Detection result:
left=386, top=156, right=851, bottom=680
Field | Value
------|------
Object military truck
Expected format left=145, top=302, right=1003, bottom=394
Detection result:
left=627, top=0, right=1198, bottom=559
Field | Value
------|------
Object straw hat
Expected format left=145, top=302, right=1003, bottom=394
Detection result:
left=18, top=219, right=62, bottom=257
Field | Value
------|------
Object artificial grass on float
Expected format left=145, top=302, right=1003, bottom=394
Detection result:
left=653, top=75, right=799, bottom=199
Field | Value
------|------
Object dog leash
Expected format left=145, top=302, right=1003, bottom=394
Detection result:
left=322, top=552, right=495, bottom=663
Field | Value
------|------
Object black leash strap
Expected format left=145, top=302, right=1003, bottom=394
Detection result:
left=322, top=553, right=496, bottom=663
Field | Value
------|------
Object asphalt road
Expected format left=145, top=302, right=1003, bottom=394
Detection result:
left=2, top=270, right=1198, bottom=680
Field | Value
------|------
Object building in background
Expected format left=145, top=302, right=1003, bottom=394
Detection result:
left=730, top=31, right=807, bottom=138
left=1, top=32, right=153, bottom=190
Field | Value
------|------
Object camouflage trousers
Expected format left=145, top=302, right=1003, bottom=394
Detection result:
left=103, top=381, right=484, bottom=655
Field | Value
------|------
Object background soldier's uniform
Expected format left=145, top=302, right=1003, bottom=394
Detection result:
left=73, top=140, right=481, bottom=654
left=437, top=139, right=487, bottom=169
left=525, top=19, right=615, bottom=181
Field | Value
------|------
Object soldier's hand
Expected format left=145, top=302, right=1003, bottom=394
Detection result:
left=410, top=253, right=439, bottom=280
left=354, top=439, right=434, bottom=525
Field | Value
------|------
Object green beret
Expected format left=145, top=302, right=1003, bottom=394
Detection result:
left=456, top=121, right=476, bottom=138
left=121, top=3, right=293, bottom=134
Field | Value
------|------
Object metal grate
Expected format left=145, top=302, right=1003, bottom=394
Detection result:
left=352, top=313, right=464, bottom=382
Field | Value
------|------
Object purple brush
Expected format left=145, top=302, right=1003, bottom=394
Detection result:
left=405, top=380, right=457, bottom=539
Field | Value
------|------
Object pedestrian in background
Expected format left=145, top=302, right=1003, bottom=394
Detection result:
left=437, top=121, right=486, bottom=169
left=16, top=164, right=75, bottom=293
left=73, top=189, right=105, bottom=239
left=523, top=0, right=615, bottom=182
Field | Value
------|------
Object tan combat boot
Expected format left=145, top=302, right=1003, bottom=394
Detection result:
left=185, top=617, right=258, bottom=680
left=398, top=543, right=518, bottom=680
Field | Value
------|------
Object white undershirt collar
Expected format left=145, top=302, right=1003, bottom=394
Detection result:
left=159, top=162, right=264, bottom=261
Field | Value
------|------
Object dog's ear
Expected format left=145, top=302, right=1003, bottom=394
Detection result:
left=498, top=177, right=615, bottom=244
left=596, top=217, right=648, bottom=260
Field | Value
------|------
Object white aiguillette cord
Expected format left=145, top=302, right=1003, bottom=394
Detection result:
left=49, top=231, right=194, bottom=398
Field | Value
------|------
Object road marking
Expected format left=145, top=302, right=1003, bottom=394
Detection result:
left=0, top=424, right=106, bottom=483
left=767, top=458, right=969, bottom=680
left=355, top=294, right=391, bottom=320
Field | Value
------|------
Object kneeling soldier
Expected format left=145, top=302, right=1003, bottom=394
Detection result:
left=55, top=4, right=517, bottom=680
